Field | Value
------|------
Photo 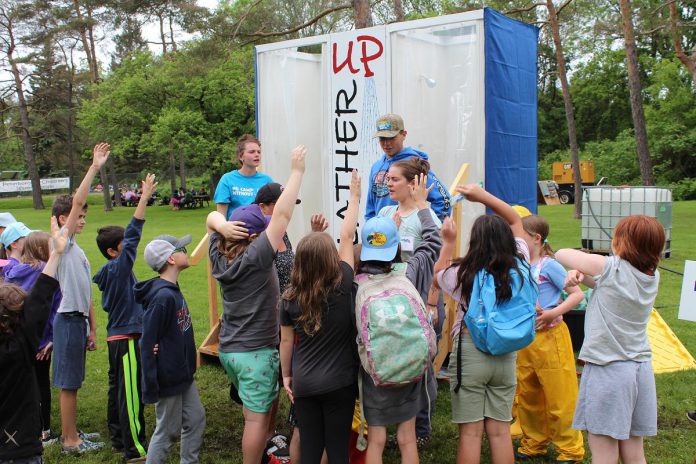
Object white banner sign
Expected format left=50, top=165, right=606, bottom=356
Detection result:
left=678, top=260, right=696, bottom=322
left=0, top=177, right=70, bottom=193
left=328, top=30, right=388, bottom=240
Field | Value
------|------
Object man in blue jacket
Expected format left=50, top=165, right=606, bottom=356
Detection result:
left=365, top=114, right=452, bottom=221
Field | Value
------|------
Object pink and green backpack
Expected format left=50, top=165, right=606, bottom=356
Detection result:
left=354, top=263, right=436, bottom=387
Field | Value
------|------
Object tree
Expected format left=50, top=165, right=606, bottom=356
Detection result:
left=619, top=0, right=655, bottom=185
left=668, top=0, right=696, bottom=86
left=545, top=0, right=583, bottom=218
left=0, top=2, right=45, bottom=209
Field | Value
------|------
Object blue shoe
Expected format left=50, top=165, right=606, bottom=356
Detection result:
left=515, top=452, right=534, bottom=461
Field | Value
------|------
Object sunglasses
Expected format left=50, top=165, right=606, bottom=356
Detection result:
left=172, top=246, right=187, bottom=255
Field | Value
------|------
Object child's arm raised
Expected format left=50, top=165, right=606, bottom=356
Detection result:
left=63, top=143, right=110, bottom=235
left=265, top=145, right=306, bottom=251
left=338, top=170, right=361, bottom=269
left=433, top=217, right=456, bottom=280
left=134, top=174, right=157, bottom=220
left=456, top=183, right=524, bottom=238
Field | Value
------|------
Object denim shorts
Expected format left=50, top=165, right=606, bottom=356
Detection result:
left=52, top=312, right=87, bottom=389
left=219, top=347, right=279, bottom=413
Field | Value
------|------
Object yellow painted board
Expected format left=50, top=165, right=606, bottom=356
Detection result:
left=649, top=309, right=696, bottom=374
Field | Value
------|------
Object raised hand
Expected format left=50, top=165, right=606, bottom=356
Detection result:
left=440, top=216, right=456, bottom=244
left=411, top=173, right=434, bottom=207
left=291, top=145, right=306, bottom=173
left=310, top=213, right=329, bottom=232
left=455, top=183, right=486, bottom=203
left=50, top=216, right=68, bottom=255
left=350, top=169, right=361, bottom=199
left=92, top=142, right=111, bottom=169
left=141, top=173, right=157, bottom=199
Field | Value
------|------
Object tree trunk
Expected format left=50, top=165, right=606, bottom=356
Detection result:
left=108, top=157, right=121, bottom=207
left=352, top=0, right=372, bottom=28
left=159, top=13, right=168, bottom=55
left=546, top=0, right=582, bottom=218
left=394, top=0, right=405, bottom=22
left=619, top=0, right=655, bottom=185
left=5, top=17, right=44, bottom=209
left=73, top=0, right=98, bottom=83
left=669, top=1, right=696, bottom=86
left=178, top=151, right=186, bottom=190
left=169, top=149, right=177, bottom=193
left=67, top=80, right=75, bottom=193
left=86, top=5, right=99, bottom=81
left=169, top=14, right=177, bottom=52
left=99, top=166, right=113, bottom=211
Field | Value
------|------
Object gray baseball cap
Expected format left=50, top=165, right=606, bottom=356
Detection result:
left=144, top=234, right=192, bottom=272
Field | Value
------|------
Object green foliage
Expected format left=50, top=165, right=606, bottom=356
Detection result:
left=581, top=129, right=641, bottom=185
left=671, top=178, right=696, bottom=201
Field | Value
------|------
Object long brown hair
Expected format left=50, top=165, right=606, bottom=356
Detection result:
left=22, top=231, right=50, bottom=269
left=282, top=232, right=342, bottom=336
left=0, top=284, right=27, bottom=338
left=612, top=215, right=665, bottom=275
left=217, top=236, right=252, bottom=262
left=522, top=215, right=554, bottom=258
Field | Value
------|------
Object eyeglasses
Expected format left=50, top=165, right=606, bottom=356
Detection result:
left=172, top=246, right=187, bottom=255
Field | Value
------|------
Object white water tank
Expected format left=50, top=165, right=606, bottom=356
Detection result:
left=581, top=186, right=672, bottom=257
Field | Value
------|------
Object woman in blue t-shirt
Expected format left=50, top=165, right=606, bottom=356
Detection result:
left=214, top=134, right=273, bottom=220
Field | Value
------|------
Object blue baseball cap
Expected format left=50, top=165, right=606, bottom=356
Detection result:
left=0, top=212, right=17, bottom=228
left=229, top=204, right=270, bottom=236
left=0, top=222, right=32, bottom=248
left=360, top=216, right=400, bottom=262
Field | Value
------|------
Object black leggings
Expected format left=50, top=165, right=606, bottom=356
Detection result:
left=35, top=356, right=52, bottom=431
left=294, top=383, right=357, bottom=464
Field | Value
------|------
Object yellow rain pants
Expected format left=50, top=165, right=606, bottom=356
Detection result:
left=516, top=321, right=584, bottom=462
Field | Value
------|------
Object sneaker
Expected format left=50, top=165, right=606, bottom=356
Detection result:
left=687, top=410, right=696, bottom=423
left=515, top=452, right=534, bottom=462
left=78, top=430, right=101, bottom=440
left=61, top=437, right=106, bottom=454
left=265, top=454, right=285, bottom=464
left=266, top=433, right=289, bottom=458
left=126, top=456, right=147, bottom=463
left=40, top=430, right=58, bottom=447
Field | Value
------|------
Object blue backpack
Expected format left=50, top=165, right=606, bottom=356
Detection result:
left=459, top=258, right=538, bottom=356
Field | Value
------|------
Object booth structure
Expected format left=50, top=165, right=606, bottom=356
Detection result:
left=196, top=8, right=540, bottom=364
left=254, top=8, right=539, bottom=246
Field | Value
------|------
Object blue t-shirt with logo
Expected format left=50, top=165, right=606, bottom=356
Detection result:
left=214, top=170, right=273, bottom=220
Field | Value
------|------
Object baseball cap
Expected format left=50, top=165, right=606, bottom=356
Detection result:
left=229, top=204, right=271, bottom=236
left=0, top=212, right=17, bottom=228
left=253, top=183, right=301, bottom=205
left=374, top=114, right=404, bottom=138
left=0, top=222, right=32, bottom=248
left=512, top=205, right=532, bottom=218
left=144, top=234, right=192, bottom=272
left=360, top=216, right=400, bottom=262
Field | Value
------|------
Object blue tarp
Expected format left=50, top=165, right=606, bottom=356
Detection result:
left=484, top=8, right=539, bottom=214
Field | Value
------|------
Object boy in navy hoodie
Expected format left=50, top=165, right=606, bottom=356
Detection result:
left=365, top=113, right=451, bottom=221
left=134, top=234, right=205, bottom=464
left=93, top=174, right=156, bottom=462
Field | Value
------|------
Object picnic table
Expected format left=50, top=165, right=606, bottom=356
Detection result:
left=185, top=194, right=210, bottom=209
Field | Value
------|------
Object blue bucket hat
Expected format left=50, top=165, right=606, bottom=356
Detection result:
left=360, top=216, right=400, bottom=262
left=0, top=222, right=32, bottom=248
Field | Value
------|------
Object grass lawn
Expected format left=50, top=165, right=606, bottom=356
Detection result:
left=2, top=195, right=695, bottom=463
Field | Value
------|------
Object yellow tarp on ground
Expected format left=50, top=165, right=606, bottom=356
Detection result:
left=649, top=309, right=696, bottom=374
